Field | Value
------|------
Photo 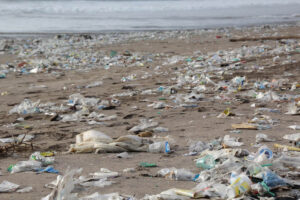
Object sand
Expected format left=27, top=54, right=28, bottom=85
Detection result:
left=0, top=24, right=300, bottom=199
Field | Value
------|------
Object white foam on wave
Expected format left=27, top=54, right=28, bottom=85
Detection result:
left=0, top=0, right=299, bottom=32
left=0, top=0, right=299, bottom=16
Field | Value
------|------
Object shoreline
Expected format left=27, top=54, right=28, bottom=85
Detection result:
left=0, top=21, right=299, bottom=38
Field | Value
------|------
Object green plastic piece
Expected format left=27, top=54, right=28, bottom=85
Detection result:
left=140, top=162, right=157, bottom=167
left=110, top=50, right=117, bottom=57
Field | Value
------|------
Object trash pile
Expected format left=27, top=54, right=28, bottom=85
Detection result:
left=143, top=145, right=300, bottom=199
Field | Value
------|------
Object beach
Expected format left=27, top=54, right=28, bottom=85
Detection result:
left=0, top=24, right=300, bottom=199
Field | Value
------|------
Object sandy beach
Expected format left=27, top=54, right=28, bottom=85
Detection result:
left=0, top=24, right=300, bottom=199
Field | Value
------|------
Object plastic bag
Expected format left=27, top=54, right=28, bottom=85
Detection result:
left=223, top=135, right=244, bottom=147
left=30, top=152, right=54, bottom=166
left=128, top=119, right=158, bottom=133
left=9, top=99, right=40, bottom=114
left=196, top=155, right=215, bottom=169
left=262, top=171, right=286, bottom=188
left=76, top=130, right=113, bottom=144
left=0, top=180, right=19, bottom=193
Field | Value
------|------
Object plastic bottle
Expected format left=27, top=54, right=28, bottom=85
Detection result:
left=157, top=168, right=195, bottom=181
left=8, top=160, right=42, bottom=174
left=171, top=169, right=195, bottom=181
left=148, top=141, right=170, bottom=154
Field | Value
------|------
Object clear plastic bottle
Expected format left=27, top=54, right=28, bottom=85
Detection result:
left=148, top=141, right=170, bottom=154
left=8, top=160, right=42, bottom=174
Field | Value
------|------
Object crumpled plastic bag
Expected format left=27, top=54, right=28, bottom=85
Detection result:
left=68, top=130, right=151, bottom=153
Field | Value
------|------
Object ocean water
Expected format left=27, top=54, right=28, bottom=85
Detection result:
left=0, top=0, right=299, bottom=33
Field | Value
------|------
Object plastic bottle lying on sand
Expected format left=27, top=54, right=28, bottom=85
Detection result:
left=148, top=141, right=170, bottom=154
left=8, top=160, right=42, bottom=174
left=157, top=168, right=195, bottom=181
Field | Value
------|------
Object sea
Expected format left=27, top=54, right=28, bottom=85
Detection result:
left=0, top=0, right=299, bottom=33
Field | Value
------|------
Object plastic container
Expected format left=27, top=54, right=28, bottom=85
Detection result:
left=227, top=173, right=252, bottom=198
left=253, top=146, right=273, bottom=164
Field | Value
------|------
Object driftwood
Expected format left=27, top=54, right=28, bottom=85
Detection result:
left=0, top=133, right=33, bottom=156
left=229, top=36, right=300, bottom=42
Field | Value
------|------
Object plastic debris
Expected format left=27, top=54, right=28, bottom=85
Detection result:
left=256, top=133, right=275, bottom=143
left=16, top=187, right=33, bottom=193
left=9, top=99, right=40, bottom=115
left=288, top=125, right=300, bottom=130
left=223, top=135, right=244, bottom=147
left=0, top=181, right=19, bottom=193
left=157, top=168, right=195, bottom=181
left=283, top=133, right=300, bottom=142
left=37, top=166, right=59, bottom=174
left=8, top=160, right=42, bottom=174
left=140, top=162, right=157, bottom=168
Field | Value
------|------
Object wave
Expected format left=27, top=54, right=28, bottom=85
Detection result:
left=0, top=0, right=299, bottom=32
left=0, top=0, right=299, bottom=16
